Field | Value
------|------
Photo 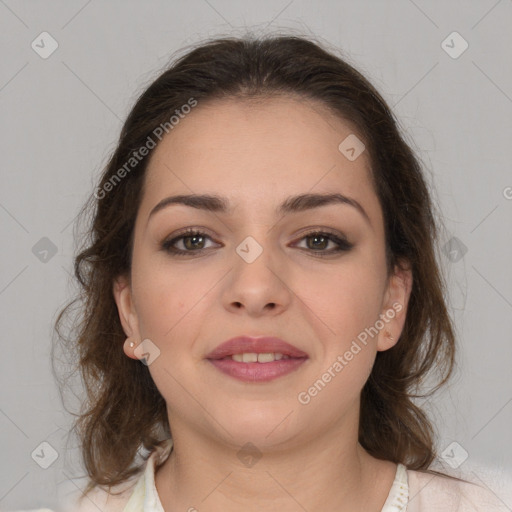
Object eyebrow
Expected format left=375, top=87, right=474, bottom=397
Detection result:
left=147, top=192, right=371, bottom=225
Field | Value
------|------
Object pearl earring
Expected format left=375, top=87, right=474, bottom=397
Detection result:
left=129, top=341, right=135, bottom=348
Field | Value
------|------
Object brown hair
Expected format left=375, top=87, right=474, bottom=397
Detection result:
left=54, top=33, right=466, bottom=497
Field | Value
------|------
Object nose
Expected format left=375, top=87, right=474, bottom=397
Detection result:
left=221, top=239, right=292, bottom=317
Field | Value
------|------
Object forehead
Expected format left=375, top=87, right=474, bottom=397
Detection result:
left=140, top=96, right=377, bottom=218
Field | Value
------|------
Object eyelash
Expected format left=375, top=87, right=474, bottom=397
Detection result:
left=161, top=228, right=354, bottom=259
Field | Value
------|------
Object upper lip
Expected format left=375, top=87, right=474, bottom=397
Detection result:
left=206, top=336, right=309, bottom=360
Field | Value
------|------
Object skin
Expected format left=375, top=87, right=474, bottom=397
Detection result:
left=113, top=95, right=413, bottom=512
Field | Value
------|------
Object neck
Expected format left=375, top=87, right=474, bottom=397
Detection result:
left=154, top=420, right=397, bottom=512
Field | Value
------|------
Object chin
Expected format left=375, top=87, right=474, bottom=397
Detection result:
left=211, top=402, right=302, bottom=450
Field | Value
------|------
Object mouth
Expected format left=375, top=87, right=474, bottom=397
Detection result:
left=206, top=336, right=309, bottom=382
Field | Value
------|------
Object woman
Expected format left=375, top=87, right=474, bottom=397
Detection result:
left=50, top=33, right=508, bottom=511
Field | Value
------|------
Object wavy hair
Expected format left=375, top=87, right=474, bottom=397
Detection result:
left=54, top=33, right=463, bottom=497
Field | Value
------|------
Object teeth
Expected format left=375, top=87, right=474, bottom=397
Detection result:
left=257, top=353, right=275, bottom=363
left=242, top=353, right=258, bottom=363
left=230, top=352, right=290, bottom=363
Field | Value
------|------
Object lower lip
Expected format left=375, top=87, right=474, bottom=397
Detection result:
left=208, top=357, right=307, bottom=382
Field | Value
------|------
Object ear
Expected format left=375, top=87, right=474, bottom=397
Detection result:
left=377, top=260, right=413, bottom=352
left=113, top=274, right=141, bottom=360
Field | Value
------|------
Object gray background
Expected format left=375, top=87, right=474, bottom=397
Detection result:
left=1, top=0, right=511, bottom=510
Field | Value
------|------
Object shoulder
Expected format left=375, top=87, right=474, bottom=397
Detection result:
left=57, top=439, right=173, bottom=512
left=406, top=462, right=512, bottom=512
left=58, top=473, right=141, bottom=512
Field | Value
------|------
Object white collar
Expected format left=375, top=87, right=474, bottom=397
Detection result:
left=122, top=439, right=173, bottom=512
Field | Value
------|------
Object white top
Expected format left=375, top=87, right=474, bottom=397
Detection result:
left=19, top=438, right=512, bottom=511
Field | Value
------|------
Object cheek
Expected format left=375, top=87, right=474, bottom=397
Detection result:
left=132, top=262, right=190, bottom=338
left=297, top=259, right=386, bottom=341
left=132, top=256, right=219, bottom=347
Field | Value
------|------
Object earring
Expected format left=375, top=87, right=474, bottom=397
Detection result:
left=129, top=341, right=135, bottom=347
left=384, top=331, right=394, bottom=342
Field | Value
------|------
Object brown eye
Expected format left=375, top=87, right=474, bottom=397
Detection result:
left=293, top=230, right=353, bottom=258
left=161, top=229, right=218, bottom=256
left=305, top=233, right=330, bottom=250
left=182, top=233, right=207, bottom=250
left=161, top=228, right=353, bottom=258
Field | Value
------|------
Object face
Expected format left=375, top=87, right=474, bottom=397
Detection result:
left=113, top=96, right=412, bottom=452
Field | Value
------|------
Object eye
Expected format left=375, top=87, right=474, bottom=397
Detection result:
left=161, top=228, right=353, bottom=258
left=292, top=230, right=353, bottom=258
left=161, top=228, right=219, bottom=256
